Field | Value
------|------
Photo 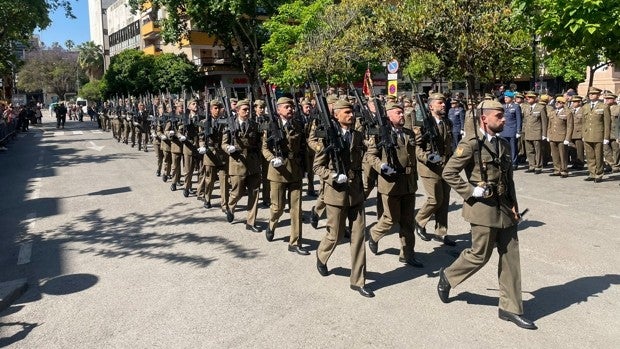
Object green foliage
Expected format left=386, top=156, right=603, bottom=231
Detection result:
left=78, top=41, right=104, bottom=81
left=79, top=79, right=104, bottom=102
left=150, top=53, right=201, bottom=93
left=17, top=47, right=81, bottom=99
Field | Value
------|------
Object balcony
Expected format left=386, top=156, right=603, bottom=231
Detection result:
left=143, top=44, right=162, bottom=55
left=141, top=21, right=160, bottom=39
left=180, top=31, right=217, bottom=47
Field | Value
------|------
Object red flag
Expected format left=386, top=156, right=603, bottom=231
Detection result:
left=362, top=68, right=372, bottom=96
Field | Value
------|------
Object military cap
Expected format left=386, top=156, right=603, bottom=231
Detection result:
left=254, top=99, right=266, bottom=107
left=403, top=98, right=412, bottom=104
left=347, top=95, right=356, bottom=102
left=276, top=97, right=294, bottom=105
left=484, top=93, right=495, bottom=100
left=478, top=100, right=504, bottom=111
left=515, top=93, right=524, bottom=99
left=386, top=95, right=397, bottom=101
left=555, top=96, right=567, bottom=103
left=588, top=86, right=602, bottom=94
left=301, top=98, right=311, bottom=106
left=236, top=99, right=250, bottom=107
left=385, top=102, right=404, bottom=111
left=428, top=93, right=446, bottom=101
left=210, top=99, right=223, bottom=107
left=326, top=95, right=339, bottom=104
left=603, top=93, right=617, bottom=99
left=525, top=91, right=538, bottom=98
left=188, top=98, right=199, bottom=104
left=540, top=94, right=550, bottom=103
left=571, top=95, right=583, bottom=102
left=230, top=98, right=238, bottom=103
left=504, top=91, right=515, bottom=98
left=333, top=100, right=353, bottom=110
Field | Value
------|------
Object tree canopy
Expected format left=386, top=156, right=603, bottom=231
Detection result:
left=17, top=47, right=85, bottom=99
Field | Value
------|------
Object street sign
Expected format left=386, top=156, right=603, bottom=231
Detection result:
left=387, top=73, right=398, bottom=80
left=388, top=80, right=398, bottom=97
left=387, top=59, right=399, bottom=74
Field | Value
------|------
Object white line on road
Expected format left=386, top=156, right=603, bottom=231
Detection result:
left=54, top=131, right=65, bottom=136
left=92, top=130, right=103, bottom=134
left=86, top=141, right=105, bottom=152
left=73, top=131, right=84, bottom=135
left=17, top=242, right=32, bottom=265
left=610, top=215, right=620, bottom=219
left=518, top=194, right=570, bottom=207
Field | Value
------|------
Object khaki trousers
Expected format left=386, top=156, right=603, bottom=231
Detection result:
left=153, top=143, right=163, bottom=173
left=269, top=180, right=302, bottom=246
left=171, top=152, right=182, bottom=184
left=604, top=140, right=619, bottom=167
left=416, top=176, right=451, bottom=236
left=525, top=139, right=543, bottom=170
left=228, top=174, right=260, bottom=226
left=201, top=165, right=229, bottom=209
left=570, top=139, right=584, bottom=166
left=317, top=203, right=366, bottom=287
left=444, top=224, right=523, bottom=315
left=584, top=141, right=604, bottom=178
left=549, top=141, right=568, bottom=174
left=314, top=179, right=326, bottom=217
left=370, top=193, right=416, bottom=260
left=162, top=149, right=172, bottom=177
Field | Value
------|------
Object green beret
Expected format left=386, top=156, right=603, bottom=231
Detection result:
left=210, top=99, right=223, bottom=107
left=385, top=102, right=403, bottom=111
left=326, top=95, right=339, bottom=104
left=429, top=93, right=446, bottom=101
left=253, top=99, right=266, bottom=107
left=588, top=87, right=602, bottom=94
left=276, top=97, right=294, bottom=105
left=478, top=100, right=504, bottom=111
left=236, top=99, right=250, bottom=107
left=333, top=100, right=353, bottom=110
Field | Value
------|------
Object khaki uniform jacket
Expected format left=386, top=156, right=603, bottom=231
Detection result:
left=158, top=118, right=173, bottom=152
left=366, top=128, right=417, bottom=196
left=222, top=118, right=262, bottom=176
left=165, top=118, right=183, bottom=154
left=178, top=114, right=201, bottom=156
left=582, top=100, right=611, bottom=142
left=442, top=130, right=518, bottom=228
left=261, top=118, right=305, bottom=183
left=547, top=108, right=574, bottom=142
left=198, top=116, right=227, bottom=167
left=414, top=118, right=453, bottom=179
left=571, top=106, right=584, bottom=139
left=609, top=104, right=619, bottom=140
left=312, top=129, right=364, bottom=207
left=522, top=102, right=548, bottom=141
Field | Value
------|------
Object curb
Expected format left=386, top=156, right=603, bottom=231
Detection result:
left=0, top=278, right=28, bottom=313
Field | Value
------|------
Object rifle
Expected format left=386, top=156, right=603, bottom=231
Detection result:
left=349, top=82, right=379, bottom=135
left=218, top=81, right=237, bottom=146
left=201, top=85, right=227, bottom=165
left=258, top=77, right=284, bottom=158
left=413, top=91, right=441, bottom=157
left=364, top=74, right=403, bottom=174
left=309, top=79, right=347, bottom=176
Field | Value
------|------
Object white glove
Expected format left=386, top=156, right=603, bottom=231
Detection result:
left=472, top=185, right=486, bottom=198
left=271, top=157, right=283, bottom=168
left=198, top=147, right=207, bottom=154
left=159, top=134, right=167, bottom=140
left=226, top=145, right=237, bottom=154
left=563, top=140, right=569, bottom=145
left=603, top=139, right=609, bottom=145
left=460, top=130, right=465, bottom=136
left=178, top=135, right=187, bottom=142
left=168, top=130, right=175, bottom=136
left=428, top=153, right=441, bottom=164
left=515, top=133, right=521, bottom=139
left=380, top=163, right=396, bottom=175
left=542, top=136, right=547, bottom=141
left=333, top=173, right=348, bottom=184
left=151, top=132, right=156, bottom=138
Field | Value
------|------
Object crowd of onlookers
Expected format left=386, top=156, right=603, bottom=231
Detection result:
left=0, top=102, right=43, bottom=152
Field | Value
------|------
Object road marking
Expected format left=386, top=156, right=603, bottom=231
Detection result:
left=54, top=131, right=65, bottom=136
left=518, top=194, right=570, bottom=207
left=610, top=215, right=620, bottom=219
left=92, top=130, right=103, bottom=134
left=86, top=141, right=105, bottom=152
left=73, top=131, right=84, bottom=135
left=17, top=242, right=32, bottom=265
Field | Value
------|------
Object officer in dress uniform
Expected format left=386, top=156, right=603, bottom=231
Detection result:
left=568, top=96, right=585, bottom=169
left=447, top=99, right=465, bottom=151
left=168, top=101, right=184, bottom=191
left=499, top=91, right=522, bottom=169
left=178, top=99, right=201, bottom=197
left=438, top=100, right=537, bottom=330
left=522, top=91, right=547, bottom=174
left=581, top=87, right=611, bottom=182
left=546, top=97, right=573, bottom=177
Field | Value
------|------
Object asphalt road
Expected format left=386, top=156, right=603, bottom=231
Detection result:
left=1, top=111, right=619, bottom=348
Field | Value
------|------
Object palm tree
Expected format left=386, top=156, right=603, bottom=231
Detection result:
left=77, top=41, right=103, bottom=81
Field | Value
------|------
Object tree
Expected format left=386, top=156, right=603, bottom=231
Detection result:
left=64, top=39, right=75, bottom=51
left=79, top=79, right=104, bottom=102
left=17, top=47, right=83, bottom=99
left=102, top=49, right=154, bottom=97
left=77, top=41, right=104, bottom=81
left=150, top=53, right=201, bottom=93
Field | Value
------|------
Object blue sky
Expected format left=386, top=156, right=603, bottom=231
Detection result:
left=35, top=0, right=91, bottom=47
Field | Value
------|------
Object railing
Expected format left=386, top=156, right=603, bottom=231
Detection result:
left=0, top=116, right=18, bottom=148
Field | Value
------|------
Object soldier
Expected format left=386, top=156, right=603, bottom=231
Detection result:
left=514, top=93, right=527, bottom=164
left=314, top=100, right=372, bottom=297
left=55, top=102, right=67, bottom=129
left=112, top=98, right=123, bottom=141
left=438, top=100, right=537, bottom=330
left=178, top=99, right=201, bottom=197
left=122, top=98, right=133, bottom=145
left=152, top=103, right=165, bottom=177
left=158, top=103, right=173, bottom=182
left=447, top=99, right=465, bottom=150
left=366, top=102, right=422, bottom=268
left=538, top=94, right=552, bottom=167
left=582, top=87, right=611, bottom=182
left=568, top=95, right=585, bottom=169
left=300, top=98, right=317, bottom=197
left=254, top=99, right=271, bottom=207
left=262, top=97, right=308, bottom=255
left=546, top=97, right=573, bottom=177
left=101, top=101, right=111, bottom=132
left=133, top=102, right=149, bottom=152
left=500, top=91, right=522, bottom=169
left=522, top=91, right=547, bottom=174
left=167, top=101, right=184, bottom=191
left=603, top=93, right=619, bottom=172
left=414, top=93, right=456, bottom=247
left=221, top=99, right=263, bottom=232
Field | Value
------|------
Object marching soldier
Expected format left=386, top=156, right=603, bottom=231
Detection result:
left=221, top=99, right=263, bottom=232
left=314, top=100, right=373, bottom=297
left=522, top=91, right=547, bottom=174
left=569, top=96, right=585, bottom=169
left=366, top=102, right=422, bottom=268
left=152, top=104, right=165, bottom=177
left=167, top=101, right=184, bottom=190
left=158, top=103, right=173, bottom=182
left=414, top=93, right=456, bottom=247
left=122, top=98, right=133, bottom=145
left=300, top=98, right=318, bottom=197
left=112, top=98, right=123, bottom=141
left=179, top=99, right=201, bottom=197
left=132, top=102, right=149, bottom=152
left=101, top=101, right=111, bottom=132
left=581, top=87, right=611, bottom=182
left=254, top=99, right=271, bottom=208
left=261, top=97, right=308, bottom=255
left=438, top=100, right=537, bottom=330
left=603, top=93, right=619, bottom=172
left=546, top=97, right=573, bottom=177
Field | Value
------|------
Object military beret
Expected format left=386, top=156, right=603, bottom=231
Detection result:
left=556, top=96, right=567, bottom=103
left=229, top=98, right=238, bottom=103
left=429, top=93, right=446, bottom=101
left=210, top=99, right=223, bottom=107
left=504, top=91, right=515, bottom=98
left=333, top=100, right=353, bottom=110
left=540, top=94, right=550, bottom=103
left=525, top=91, right=538, bottom=98
left=478, top=100, right=504, bottom=111
left=385, top=102, right=404, bottom=111
left=326, top=95, right=339, bottom=104
left=571, top=95, right=583, bottom=102
left=603, top=93, right=617, bottom=99
left=236, top=99, right=250, bottom=107
left=253, top=99, right=266, bottom=107
left=588, top=87, right=602, bottom=94
left=301, top=98, right=311, bottom=106
left=276, top=97, right=294, bottom=105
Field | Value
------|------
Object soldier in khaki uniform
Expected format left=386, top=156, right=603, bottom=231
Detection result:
left=122, top=99, right=133, bottom=145
left=168, top=101, right=184, bottom=191
left=569, top=96, right=585, bottom=169
left=546, top=97, right=573, bottom=177
left=262, top=97, right=308, bottom=255
left=522, top=91, right=547, bottom=173
left=414, top=93, right=456, bottom=246
left=254, top=99, right=271, bottom=207
left=221, top=99, right=263, bottom=232
left=158, top=103, right=173, bottom=182
left=314, top=100, right=372, bottom=297
left=438, top=100, right=537, bottom=330
left=603, top=93, right=619, bottom=171
left=178, top=99, right=201, bottom=197
left=300, top=99, right=317, bottom=197
left=581, top=87, right=611, bottom=182
left=367, top=102, right=422, bottom=268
